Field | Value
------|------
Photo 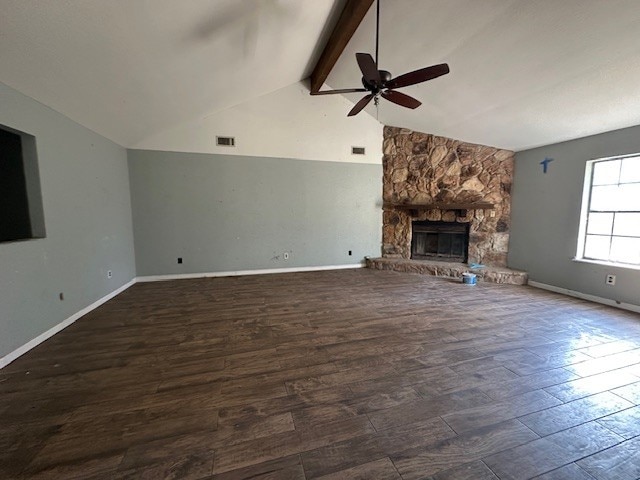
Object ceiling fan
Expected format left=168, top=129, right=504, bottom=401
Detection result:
left=311, top=0, right=450, bottom=117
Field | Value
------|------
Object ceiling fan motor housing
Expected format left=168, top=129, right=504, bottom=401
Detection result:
left=362, top=70, right=392, bottom=91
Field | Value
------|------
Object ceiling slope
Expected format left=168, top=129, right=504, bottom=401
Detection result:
left=0, top=0, right=345, bottom=146
left=325, top=0, right=640, bottom=150
left=3, top=1, right=640, bottom=151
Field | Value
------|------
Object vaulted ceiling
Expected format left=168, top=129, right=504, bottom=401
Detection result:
left=2, top=0, right=640, bottom=151
left=0, top=0, right=344, bottom=146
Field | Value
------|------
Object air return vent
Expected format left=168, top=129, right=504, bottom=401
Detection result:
left=216, top=136, right=235, bottom=147
left=351, top=146, right=365, bottom=155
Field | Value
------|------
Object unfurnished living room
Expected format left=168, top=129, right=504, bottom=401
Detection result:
left=1, top=1, right=640, bottom=479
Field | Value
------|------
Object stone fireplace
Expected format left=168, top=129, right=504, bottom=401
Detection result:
left=367, top=126, right=528, bottom=284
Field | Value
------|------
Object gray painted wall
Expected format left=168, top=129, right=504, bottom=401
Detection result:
left=128, top=150, right=382, bottom=275
left=509, top=125, right=640, bottom=308
left=0, top=82, right=136, bottom=358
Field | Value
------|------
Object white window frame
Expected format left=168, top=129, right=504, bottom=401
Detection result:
left=576, top=153, right=640, bottom=269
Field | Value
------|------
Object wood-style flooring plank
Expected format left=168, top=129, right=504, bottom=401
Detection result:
left=1, top=269, right=640, bottom=479
left=483, top=421, right=623, bottom=479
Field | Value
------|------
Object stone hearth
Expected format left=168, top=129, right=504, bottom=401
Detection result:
left=366, top=257, right=528, bottom=285
left=374, top=126, right=527, bottom=284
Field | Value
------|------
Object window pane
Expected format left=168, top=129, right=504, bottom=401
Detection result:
left=613, top=213, right=640, bottom=237
left=580, top=156, right=640, bottom=265
left=592, top=159, right=620, bottom=185
left=610, top=236, right=640, bottom=264
left=620, top=157, right=640, bottom=183
left=587, top=212, right=613, bottom=235
left=584, top=234, right=610, bottom=260
left=616, top=183, right=640, bottom=211
left=590, top=185, right=619, bottom=211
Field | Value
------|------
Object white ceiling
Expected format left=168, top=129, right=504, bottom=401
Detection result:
left=2, top=0, right=640, bottom=151
left=0, top=0, right=343, bottom=146
left=329, top=0, right=640, bottom=150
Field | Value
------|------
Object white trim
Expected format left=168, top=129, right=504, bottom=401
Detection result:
left=528, top=280, right=640, bottom=314
left=136, top=263, right=365, bottom=283
left=571, top=257, right=640, bottom=271
left=0, top=279, right=136, bottom=369
left=575, top=160, right=592, bottom=259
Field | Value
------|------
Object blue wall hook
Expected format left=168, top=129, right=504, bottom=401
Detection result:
left=540, top=157, right=554, bottom=173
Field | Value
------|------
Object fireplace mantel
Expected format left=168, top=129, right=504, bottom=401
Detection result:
left=383, top=202, right=494, bottom=217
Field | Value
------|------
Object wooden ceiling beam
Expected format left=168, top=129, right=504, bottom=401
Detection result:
left=309, top=0, right=374, bottom=93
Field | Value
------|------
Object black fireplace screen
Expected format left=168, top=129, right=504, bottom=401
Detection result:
left=411, top=221, right=469, bottom=262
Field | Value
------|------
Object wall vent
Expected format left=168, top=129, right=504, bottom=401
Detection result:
left=351, top=146, right=365, bottom=155
left=216, top=136, right=236, bottom=147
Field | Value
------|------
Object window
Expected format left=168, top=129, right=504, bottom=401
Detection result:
left=0, top=124, right=46, bottom=242
left=577, top=155, right=640, bottom=266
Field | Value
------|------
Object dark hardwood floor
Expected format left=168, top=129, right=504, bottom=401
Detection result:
left=2, top=269, right=640, bottom=479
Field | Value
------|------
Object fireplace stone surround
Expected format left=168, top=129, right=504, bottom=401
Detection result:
left=367, top=126, right=528, bottom=285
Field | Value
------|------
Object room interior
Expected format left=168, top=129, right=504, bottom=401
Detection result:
left=2, top=1, right=640, bottom=478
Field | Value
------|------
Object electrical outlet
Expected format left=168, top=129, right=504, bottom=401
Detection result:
left=59, top=292, right=64, bottom=301
left=348, top=250, right=352, bottom=256
left=107, top=270, right=112, bottom=279
left=177, top=257, right=183, bottom=264
left=606, top=274, right=616, bottom=286
left=283, top=252, right=289, bottom=260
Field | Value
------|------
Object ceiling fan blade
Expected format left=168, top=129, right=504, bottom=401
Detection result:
left=356, top=53, right=381, bottom=86
left=381, top=90, right=421, bottom=109
left=310, top=88, right=368, bottom=96
left=348, top=94, right=375, bottom=116
left=385, top=63, right=450, bottom=89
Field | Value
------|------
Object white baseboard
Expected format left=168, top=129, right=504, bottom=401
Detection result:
left=1, top=264, right=366, bottom=368
left=0, top=279, right=136, bottom=369
left=528, top=280, right=640, bottom=314
left=135, top=263, right=365, bottom=282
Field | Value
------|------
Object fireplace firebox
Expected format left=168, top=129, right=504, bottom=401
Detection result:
left=411, top=221, right=469, bottom=263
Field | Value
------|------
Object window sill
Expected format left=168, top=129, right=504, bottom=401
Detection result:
left=572, top=257, right=640, bottom=271
left=0, top=235, right=46, bottom=245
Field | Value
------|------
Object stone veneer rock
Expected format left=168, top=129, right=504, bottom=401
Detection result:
left=382, top=126, right=515, bottom=267
left=366, top=257, right=528, bottom=285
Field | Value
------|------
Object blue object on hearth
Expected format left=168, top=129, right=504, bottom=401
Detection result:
left=462, top=273, right=477, bottom=285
